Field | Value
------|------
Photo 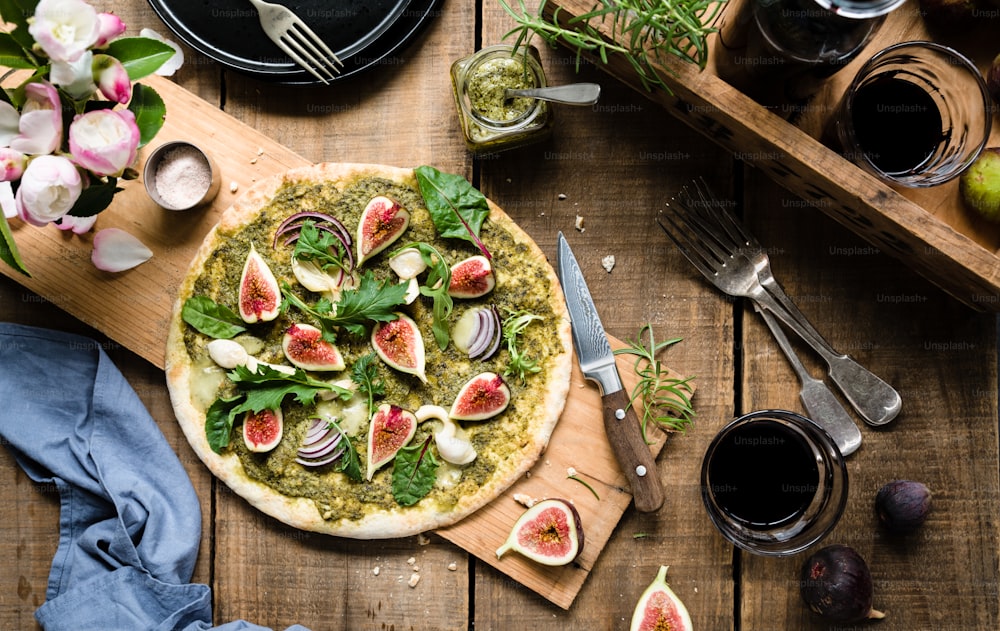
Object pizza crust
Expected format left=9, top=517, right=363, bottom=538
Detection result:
left=166, top=163, right=571, bottom=539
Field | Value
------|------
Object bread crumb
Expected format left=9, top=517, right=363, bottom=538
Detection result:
left=574, top=215, right=585, bottom=232
left=408, top=573, right=421, bottom=588
left=447, top=561, right=458, bottom=571
left=602, top=255, right=616, bottom=272
left=372, top=566, right=380, bottom=576
left=407, top=556, right=416, bottom=566
left=250, top=157, right=257, bottom=164
left=229, top=181, right=239, bottom=193
left=514, top=493, right=537, bottom=507
left=417, top=533, right=430, bottom=546
left=558, top=193, right=567, bottom=200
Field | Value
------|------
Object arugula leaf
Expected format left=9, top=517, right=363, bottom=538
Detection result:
left=392, top=436, right=439, bottom=506
left=293, top=221, right=349, bottom=272
left=329, top=420, right=363, bottom=482
left=414, top=166, right=491, bottom=258
left=205, top=396, right=244, bottom=453
left=182, top=296, right=247, bottom=339
left=281, top=271, right=408, bottom=337
left=204, top=365, right=352, bottom=452
left=394, top=242, right=453, bottom=349
left=351, top=352, right=385, bottom=418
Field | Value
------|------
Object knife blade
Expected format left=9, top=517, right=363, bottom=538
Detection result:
left=556, top=232, right=665, bottom=513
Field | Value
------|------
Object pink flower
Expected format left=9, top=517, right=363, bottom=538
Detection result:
left=28, top=0, right=101, bottom=63
left=91, top=228, right=152, bottom=272
left=0, top=149, right=27, bottom=181
left=50, top=52, right=97, bottom=100
left=68, top=109, right=140, bottom=177
left=15, top=155, right=83, bottom=226
left=92, top=54, right=131, bottom=104
left=95, top=13, right=126, bottom=47
left=9, top=82, right=62, bottom=156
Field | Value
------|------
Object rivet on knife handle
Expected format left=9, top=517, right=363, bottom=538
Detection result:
left=602, top=389, right=665, bottom=513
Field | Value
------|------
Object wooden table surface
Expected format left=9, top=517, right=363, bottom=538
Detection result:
left=2, top=1, right=998, bottom=629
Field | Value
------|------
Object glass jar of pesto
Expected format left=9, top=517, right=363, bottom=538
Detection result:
left=451, top=44, right=552, bottom=154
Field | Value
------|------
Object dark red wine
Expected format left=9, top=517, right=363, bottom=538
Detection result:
left=708, top=420, right=819, bottom=527
left=850, top=75, right=944, bottom=174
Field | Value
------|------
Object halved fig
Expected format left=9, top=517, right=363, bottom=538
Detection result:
left=372, top=313, right=427, bottom=383
left=238, top=244, right=281, bottom=323
left=242, top=407, right=283, bottom=452
left=629, top=566, right=693, bottom=631
left=496, top=498, right=584, bottom=566
left=366, top=403, right=417, bottom=480
left=357, top=196, right=410, bottom=266
left=450, top=372, right=510, bottom=420
left=448, top=255, right=495, bottom=299
left=282, top=323, right=345, bottom=371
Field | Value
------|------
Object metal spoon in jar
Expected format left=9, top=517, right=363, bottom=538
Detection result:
left=504, top=83, right=601, bottom=106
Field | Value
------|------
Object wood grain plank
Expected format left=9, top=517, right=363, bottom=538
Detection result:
left=739, top=172, right=1000, bottom=630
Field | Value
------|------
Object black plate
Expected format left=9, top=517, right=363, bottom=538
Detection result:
left=147, top=0, right=442, bottom=84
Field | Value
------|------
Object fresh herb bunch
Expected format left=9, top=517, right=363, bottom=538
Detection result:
left=501, top=309, right=543, bottom=383
left=497, top=0, right=724, bottom=92
left=614, top=323, right=695, bottom=443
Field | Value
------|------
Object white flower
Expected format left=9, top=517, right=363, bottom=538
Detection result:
left=139, top=28, right=185, bottom=76
left=0, top=102, right=20, bottom=147
left=10, top=82, right=63, bottom=156
left=68, top=109, right=140, bottom=177
left=28, top=0, right=101, bottom=63
left=0, top=182, right=16, bottom=219
left=15, top=154, right=83, bottom=226
left=91, top=228, right=152, bottom=272
left=49, top=51, right=96, bottom=101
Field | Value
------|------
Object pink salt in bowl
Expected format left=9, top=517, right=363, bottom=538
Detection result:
left=143, top=141, right=221, bottom=211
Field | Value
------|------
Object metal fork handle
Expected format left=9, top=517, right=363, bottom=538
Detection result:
left=750, top=285, right=902, bottom=426
left=756, top=306, right=862, bottom=455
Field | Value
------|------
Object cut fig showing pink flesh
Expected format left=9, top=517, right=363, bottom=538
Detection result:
left=496, top=498, right=584, bottom=566
left=450, top=372, right=510, bottom=420
left=372, top=313, right=427, bottom=382
left=629, top=566, right=693, bottom=631
left=238, top=244, right=281, bottom=323
left=242, top=407, right=283, bottom=452
left=282, top=323, right=345, bottom=371
left=356, top=196, right=410, bottom=266
left=448, top=255, right=496, bottom=298
left=366, top=404, right=417, bottom=480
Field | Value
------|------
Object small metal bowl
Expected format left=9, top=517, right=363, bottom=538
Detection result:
left=143, top=141, right=221, bottom=211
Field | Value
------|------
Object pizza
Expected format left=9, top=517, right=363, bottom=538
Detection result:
left=165, top=163, right=572, bottom=539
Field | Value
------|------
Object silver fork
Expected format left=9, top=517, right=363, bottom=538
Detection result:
left=248, top=0, right=343, bottom=84
left=659, top=181, right=901, bottom=427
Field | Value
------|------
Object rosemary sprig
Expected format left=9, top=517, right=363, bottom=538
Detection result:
left=497, top=0, right=724, bottom=92
left=613, top=323, right=695, bottom=443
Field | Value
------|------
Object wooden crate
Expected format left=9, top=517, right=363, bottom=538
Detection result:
left=546, top=0, right=1000, bottom=310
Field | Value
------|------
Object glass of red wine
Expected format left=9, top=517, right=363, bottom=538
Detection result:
left=834, top=41, right=992, bottom=188
left=701, top=410, right=849, bottom=556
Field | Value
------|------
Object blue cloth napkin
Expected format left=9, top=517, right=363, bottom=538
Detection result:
left=0, top=323, right=309, bottom=631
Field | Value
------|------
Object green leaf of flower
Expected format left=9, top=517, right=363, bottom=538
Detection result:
left=128, top=83, right=166, bottom=147
left=104, top=37, right=176, bottom=81
left=0, top=0, right=36, bottom=51
left=66, top=178, right=121, bottom=217
left=0, top=32, right=35, bottom=69
left=0, top=212, right=30, bottom=277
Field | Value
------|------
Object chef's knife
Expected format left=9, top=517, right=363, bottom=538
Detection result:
left=556, top=232, right=665, bottom=513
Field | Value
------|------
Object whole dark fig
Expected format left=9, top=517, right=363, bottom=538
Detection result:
left=988, top=53, right=1000, bottom=109
left=875, top=480, right=932, bottom=533
left=800, top=544, right=885, bottom=623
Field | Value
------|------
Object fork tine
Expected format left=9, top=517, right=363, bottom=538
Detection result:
left=289, top=21, right=344, bottom=69
left=669, top=189, right=731, bottom=266
left=692, top=178, right=756, bottom=251
left=656, top=215, right=719, bottom=281
left=280, top=33, right=336, bottom=84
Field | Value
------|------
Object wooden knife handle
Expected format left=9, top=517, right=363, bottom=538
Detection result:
left=601, top=389, right=665, bottom=512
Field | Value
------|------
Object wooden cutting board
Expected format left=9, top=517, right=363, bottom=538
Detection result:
left=0, top=75, right=691, bottom=609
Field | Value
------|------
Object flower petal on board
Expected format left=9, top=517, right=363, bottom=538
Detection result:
left=91, top=228, right=153, bottom=272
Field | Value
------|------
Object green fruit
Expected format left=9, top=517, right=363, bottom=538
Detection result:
left=960, top=148, right=1000, bottom=221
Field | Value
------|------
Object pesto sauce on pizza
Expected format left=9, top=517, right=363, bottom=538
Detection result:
left=183, top=175, right=564, bottom=521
